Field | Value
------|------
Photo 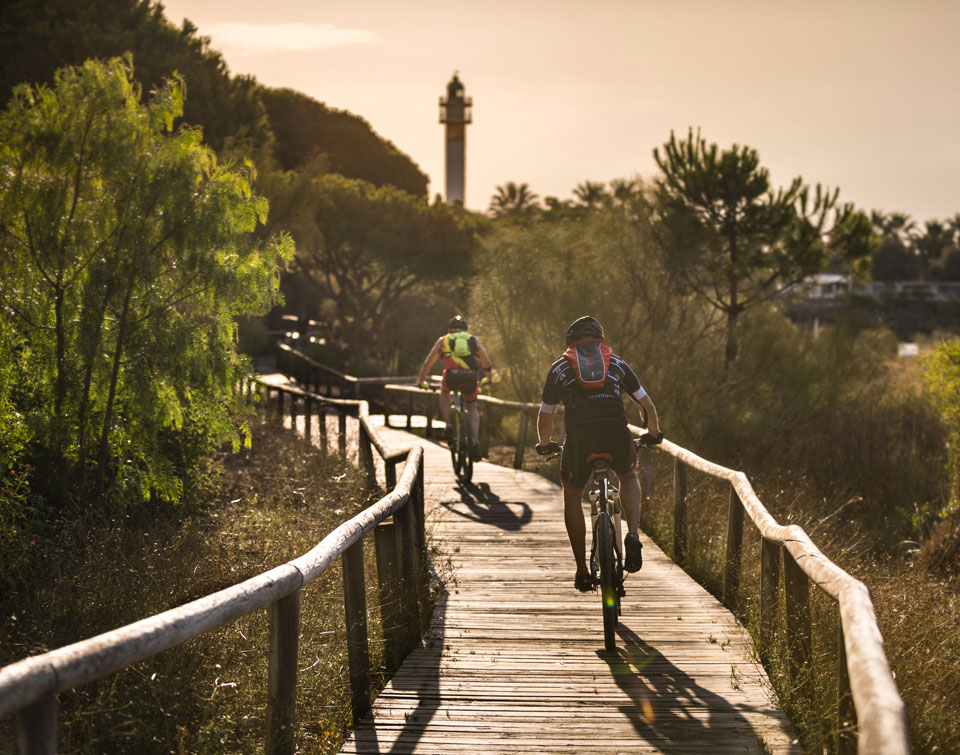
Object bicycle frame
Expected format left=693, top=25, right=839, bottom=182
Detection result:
left=448, top=389, right=474, bottom=483
left=587, top=461, right=624, bottom=588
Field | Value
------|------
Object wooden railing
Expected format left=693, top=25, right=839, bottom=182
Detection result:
left=383, top=383, right=561, bottom=470
left=274, top=342, right=417, bottom=401
left=0, top=381, right=427, bottom=755
left=373, top=381, right=911, bottom=755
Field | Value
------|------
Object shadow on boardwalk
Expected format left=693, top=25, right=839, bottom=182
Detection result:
left=351, top=594, right=448, bottom=754
left=436, top=480, right=533, bottom=531
left=602, top=623, right=774, bottom=753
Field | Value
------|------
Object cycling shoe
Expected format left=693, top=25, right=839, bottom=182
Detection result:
left=574, top=569, right=595, bottom=592
left=624, top=532, right=643, bottom=572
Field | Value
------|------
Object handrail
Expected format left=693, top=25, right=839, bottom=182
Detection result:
left=275, top=342, right=417, bottom=399
left=376, top=380, right=910, bottom=755
left=629, top=431, right=909, bottom=755
left=0, top=378, right=427, bottom=754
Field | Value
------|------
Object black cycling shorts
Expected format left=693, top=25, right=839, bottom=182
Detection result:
left=561, top=420, right=637, bottom=491
left=442, top=368, right=479, bottom=401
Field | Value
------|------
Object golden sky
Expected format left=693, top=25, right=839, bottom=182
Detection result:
left=160, top=0, right=960, bottom=220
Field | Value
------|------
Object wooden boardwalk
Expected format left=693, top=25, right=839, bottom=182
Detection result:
left=342, top=421, right=800, bottom=754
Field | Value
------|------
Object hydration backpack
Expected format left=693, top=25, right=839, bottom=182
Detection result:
left=564, top=339, right=612, bottom=389
left=444, top=330, right=480, bottom=369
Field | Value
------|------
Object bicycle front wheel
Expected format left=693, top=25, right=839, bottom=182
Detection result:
left=596, top=512, right=619, bottom=651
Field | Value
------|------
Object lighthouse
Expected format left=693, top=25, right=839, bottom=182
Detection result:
left=439, top=73, right=472, bottom=205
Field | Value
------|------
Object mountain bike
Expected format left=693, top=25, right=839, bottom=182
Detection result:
left=539, top=433, right=661, bottom=651
left=448, top=386, right=475, bottom=483
left=420, top=381, right=477, bottom=482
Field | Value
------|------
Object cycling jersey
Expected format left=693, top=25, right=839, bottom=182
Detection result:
left=441, top=330, right=481, bottom=401
left=540, top=339, right=646, bottom=425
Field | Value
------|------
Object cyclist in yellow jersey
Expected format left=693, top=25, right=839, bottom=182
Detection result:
left=417, top=316, right=493, bottom=447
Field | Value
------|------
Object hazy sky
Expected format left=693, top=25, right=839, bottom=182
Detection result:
left=160, top=0, right=960, bottom=221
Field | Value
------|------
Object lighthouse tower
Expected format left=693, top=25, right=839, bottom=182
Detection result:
left=439, top=73, right=472, bottom=205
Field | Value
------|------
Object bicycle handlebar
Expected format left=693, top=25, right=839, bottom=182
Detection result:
left=535, top=432, right=663, bottom=460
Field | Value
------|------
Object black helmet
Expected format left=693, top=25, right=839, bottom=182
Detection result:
left=565, top=316, right=604, bottom=345
left=448, top=315, right=468, bottom=332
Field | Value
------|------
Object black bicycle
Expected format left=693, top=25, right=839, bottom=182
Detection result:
left=539, top=432, right=662, bottom=651
left=448, top=386, right=475, bottom=483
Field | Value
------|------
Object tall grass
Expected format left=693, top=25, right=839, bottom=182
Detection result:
left=0, top=408, right=430, bottom=753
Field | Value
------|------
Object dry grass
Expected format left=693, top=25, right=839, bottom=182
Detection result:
left=0, top=408, right=434, bottom=753
left=636, top=450, right=960, bottom=755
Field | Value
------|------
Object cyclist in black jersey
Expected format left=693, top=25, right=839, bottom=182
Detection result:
left=535, top=316, right=662, bottom=592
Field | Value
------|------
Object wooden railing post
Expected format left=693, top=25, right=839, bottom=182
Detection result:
left=673, top=460, right=687, bottom=566
left=760, top=537, right=780, bottom=657
left=386, top=458, right=398, bottom=490
left=413, top=459, right=427, bottom=620
left=289, top=392, right=299, bottom=434
left=266, top=589, right=300, bottom=755
left=276, top=388, right=284, bottom=420
left=375, top=522, right=404, bottom=672
left=14, top=690, right=57, bottom=755
left=783, top=548, right=812, bottom=689
left=479, top=404, right=491, bottom=459
left=338, top=412, right=347, bottom=457
left=513, top=412, right=529, bottom=469
left=342, top=539, right=371, bottom=725
left=406, top=394, right=414, bottom=430
left=395, top=502, right=422, bottom=654
left=723, top=485, right=744, bottom=610
left=359, top=423, right=376, bottom=487
left=638, top=447, right=653, bottom=530
left=304, top=397, right=312, bottom=442
left=426, top=393, right=435, bottom=439
left=837, top=618, right=857, bottom=755
left=317, top=405, right=328, bottom=455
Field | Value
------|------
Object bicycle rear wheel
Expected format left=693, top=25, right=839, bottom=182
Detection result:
left=596, top=512, right=619, bottom=651
left=458, top=412, right=474, bottom=483
left=449, top=403, right=463, bottom=475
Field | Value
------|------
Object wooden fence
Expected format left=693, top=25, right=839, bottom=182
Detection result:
left=383, top=383, right=556, bottom=471
left=0, top=381, right=426, bottom=755
left=375, top=380, right=911, bottom=755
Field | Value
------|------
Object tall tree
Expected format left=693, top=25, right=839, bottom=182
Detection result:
left=488, top=182, right=540, bottom=218
left=654, top=129, right=871, bottom=371
left=0, top=58, right=291, bottom=504
left=260, top=88, right=427, bottom=196
left=573, top=180, right=608, bottom=208
left=288, top=174, right=478, bottom=364
left=0, top=0, right=273, bottom=155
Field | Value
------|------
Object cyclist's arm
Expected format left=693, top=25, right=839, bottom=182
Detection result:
left=630, top=392, right=660, bottom=436
left=475, top=338, right=493, bottom=374
left=537, top=402, right=559, bottom=445
left=416, top=337, right=444, bottom=384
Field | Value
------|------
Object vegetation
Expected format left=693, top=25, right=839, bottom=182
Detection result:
left=0, top=58, right=291, bottom=517
left=276, top=173, right=481, bottom=371
left=260, top=88, right=428, bottom=197
left=0, top=407, right=410, bottom=753
left=653, top=128, right=873, bottom=370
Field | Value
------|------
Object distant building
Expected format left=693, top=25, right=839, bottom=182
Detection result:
left=439, top=73, right=472, bottom=205
left=787, top=274, right=960, bottom=303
